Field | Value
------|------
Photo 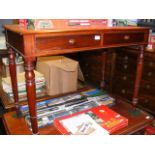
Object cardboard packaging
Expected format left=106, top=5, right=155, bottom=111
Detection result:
left=36, top=56, right=78, bottom=96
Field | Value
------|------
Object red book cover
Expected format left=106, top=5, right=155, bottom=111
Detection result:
left=54, top=105, right=128, bottom=135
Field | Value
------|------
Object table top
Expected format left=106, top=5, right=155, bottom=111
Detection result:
left=4, top=24, right=150, bottom=59
left=4, top=24, right=149, bottom=35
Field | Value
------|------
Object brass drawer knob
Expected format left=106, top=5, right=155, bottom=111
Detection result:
left=123, top=76, right=127, bottom=80
left=124, top=64, right=128, bottom=69
left=121, top=89, right=126, bottom=94
left=124, top=56, right=128, bottom=60
left=124, top=35, right=130, bottom=40
left=149, top=62, right=154, bottom=67
left=144, top=99, right=149, bottom=103
left=69, top=39, right=75, bottom=45
left=146, top=84, right=150, bottom=89
left=148, top=72, right=152, bottom=76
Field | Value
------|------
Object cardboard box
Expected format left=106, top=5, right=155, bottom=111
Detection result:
left=36, top=56, right=78, bottom=96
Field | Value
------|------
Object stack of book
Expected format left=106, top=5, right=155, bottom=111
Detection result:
left=0, top=35, right=7, bottom=49
left=2, top=70, right=46, bottom=102
left=20, top=88, right=116, bottom=129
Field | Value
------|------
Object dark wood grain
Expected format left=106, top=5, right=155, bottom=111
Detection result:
left=132, top=46, right=145, bottom=106
left=111, top=97, right=154, bottom=135
left=8, top=48, right=20, bottom=115
left=103, top=32, right=145, bottom=45
left=4, top=25, right=149, bottom=58
left=24, top=59, right=38, bottom=134
left=112, top=48, right=155, bottom=115
left=36, top=34, right=102, bottom=51
left=6, top=31, right=24, bottom=56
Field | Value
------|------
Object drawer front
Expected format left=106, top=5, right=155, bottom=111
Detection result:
left=115, top=62, right=137, bottom=75
left=140, top=80, right=155, bottom=96
left=139, top=95, right=155, bottom=114
left=103, top=32, right=145, bottom=45
left=116, top=52, right=137, bottom=65
left=112, top=84, right=133, bottom=101
left=142, top=69, right=155, bottom=82
left=35, top=34, right=101, bottom=51
left=113, top=76, right=135, bottom=88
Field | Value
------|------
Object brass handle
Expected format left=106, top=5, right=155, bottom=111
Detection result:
left=149, top=62, right=154, bottom=67
left=124, top=35, right=130, bottom=40
left=146, top=84, right=150, bottom=89
left=123, top=76, right=127, bottom=80
left=144, top=99, right=149, bottom=103
left=121, top=89, right=126, bottom=94
left=124, top=56, right=128, bottom=60
left=148, top=72, right=152, bottom=76
left=124, top=64, right=128, bottom=69
left=69, top=39, right=75, bottom=45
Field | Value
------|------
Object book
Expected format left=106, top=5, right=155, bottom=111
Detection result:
left=20, top=88, right=115, bottom=115
left=9, top=89, right=46, bottom=103
left=2, top=70, right=45, bottom=94
left=81, top=88, right=115, bottom=107
left=54, top=105, right=128, bottom=135
left=0, top=36, right=7, bottom=49
left=7, top=87, right=45, bottom=97
left=55, top=113, right=109, bottom=135
left=2, top=70, right=45, bottom=86
left=21, top=88, right=116, bottom=129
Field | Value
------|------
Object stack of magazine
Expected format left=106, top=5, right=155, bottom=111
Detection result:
left=20, top=88, right=115, bottom=129
left=2, top=70, right=46, bottom=102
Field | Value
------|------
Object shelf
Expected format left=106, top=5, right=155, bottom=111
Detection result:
left=0, top=81, right=51, bottom=111
left=2, top=96, right=154, bottom=135
left=1, top=76, right=153, bottom=135
left=0, top=77, right=89, bottom=111
left=111, top=97, right=154, bottom=135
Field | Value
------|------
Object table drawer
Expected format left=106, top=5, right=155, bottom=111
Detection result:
left=35, top=34, right=101, bottom=51
left=103, top=32, right=145, bottom=45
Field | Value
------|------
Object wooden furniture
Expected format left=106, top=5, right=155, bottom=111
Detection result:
left=2, top=96, right=153, bottom=135
left=3, top=24, right=151, bottom=134
left=77, top=49, right=115, bottom=91
left=112, top=48, right=155, bottom=115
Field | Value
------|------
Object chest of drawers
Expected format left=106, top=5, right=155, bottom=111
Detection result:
left=78, top=47, right=155, bottom=115
left=112, top=48, right=155, bottom=115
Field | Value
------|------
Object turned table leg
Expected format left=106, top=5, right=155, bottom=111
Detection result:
left=24, top=58, right=39, bottom=135
left=132, top=45, right=144, bottom=107
left=100, top=52, right=107, bottom=89
left=8, top=48, right=20, bottom=115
